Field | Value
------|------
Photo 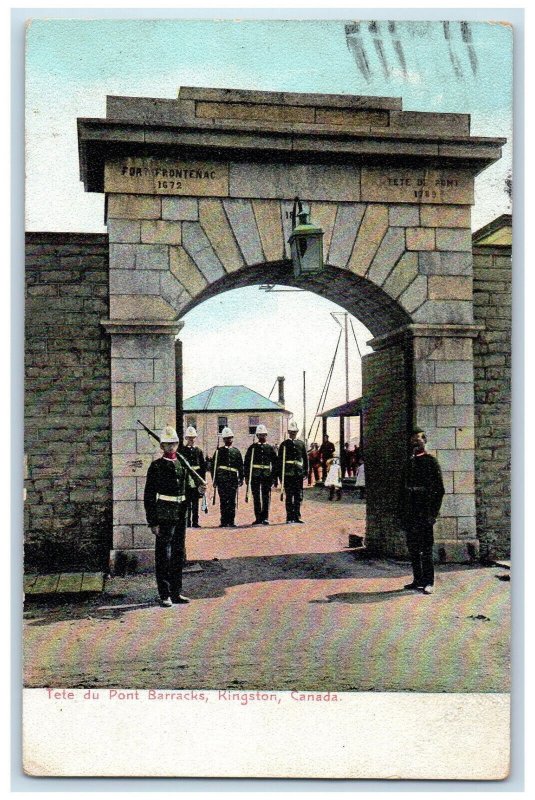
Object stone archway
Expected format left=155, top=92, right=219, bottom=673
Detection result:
left=78, top=86, right=504, bottom=568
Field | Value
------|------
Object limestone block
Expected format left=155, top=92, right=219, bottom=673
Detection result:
left=416, top=383, right=454, bottom=406
left=425, top=427, right=456, bottom=449
left=136, top=431, right=159, bottom=454
left=399, top=275, right=428, bottom=313
left=113, top=525, right=134, bottom=549
left=107, top=219, right=141, bottom=243
left=136, top=477, right=147, bottom=501
left=436, top=229, right=473, bottom=252
left=361, top=167, right=473, bottom=205
left=141, top=220, right=181, bottom=245
left=406, top=227, right=435, bottom=251
left=419, top=251, right=472, bottom=276
left=112, top=430, right=137, bottom=453
left=105, top=158, right=229, bottom=197
left=415, top=361, right=435, bottom=383
left=310, top=202, right=338, bottom=259
left=159, top=271, right=187, bottom=309
left=454, top=471, right=475, bottom=493
left=114, top=500, right=146, bottom=525
left=229, top=162, right=361, bottom=202
left=434, top=361, right=473, bottom=383
left=437, top=448, right=474, bottom=473
left=382, top=252, right=418, bottom=299
left=111, top=383, right=135, bottom=407
left=112, top=454, right=153, bottom=478
left=454, top=384, right=474, bottom=404
left=162, top=198, right=198, bottom=221
left=436, top=405, right=474, bottom=427
left=133, top=525, right=155, bottom=548
left=420, top=205, right=471, bottom=229
left=111, top=357, right=154, bottom=384
left=252, top=199, right=285, bottom=263
left=113, top=477, right=138, bottom=501
left=316, top=108, right=388, bottom=128
left=200, top=199, right=245, bottom=273
left=441, top=493, right=475, bottom=517
left=131, top=244, right=168, bottom=270
left=347, top=205, right=389, bottom=276
left=110, top=244, right=136, bottom=270
left=424, top=338, right=473, bottom=361
left=367, top=227, right=406, bottom=286
left=112, top=406, right=155, bottom=432
left=135, top=382, right=176, bottom=406
left=434, top=517, right=457, bottom=538
left=197, top=100, right=315, bottom=123
left=110, top=295, right=176, bottom=320
left=415, top=407, right=436, bottom=429
left=110, top=270, right=161, bottom=295
left=441, top=470, right=454, bottom=493
left=412, top=301, right=473, bottom=325
left=170, top=246, right=208, bottom=298
left=456, top=427, right=475, bottom=449
left=388, top=205, right=420, bottom=227
left=428, top=276, right=472, bottom=301
left=107, top=194, right=161, bottom=220
left=182, top=222, right=226, bottom=281
left=327, top=204, right=365, bottom=268
left=154, top=406, right=177, bottom=429
left=153, top=353, right=176, bottom=384
left=222, top=199, right=264, bottom=266
left=456, top=517, right=477, bottom=538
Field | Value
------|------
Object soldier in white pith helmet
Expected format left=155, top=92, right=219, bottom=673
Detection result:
left=179, top=425, right=207, bottom=528
left=278, top=419, right=309, bottom=524
left=244, top=424, right=278, bottom=525
left=143, top=425, right=190, bottom=607
left=211, top=427, right=244, bottom=527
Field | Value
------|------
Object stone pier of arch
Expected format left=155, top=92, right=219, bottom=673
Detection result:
left=77, top=86, right=505, bottom=569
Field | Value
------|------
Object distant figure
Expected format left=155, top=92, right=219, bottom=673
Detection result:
left=179, top=425, right=207, bottom=528
left=355, top=458, right=366, bottom=499
left=341, top=442, right=352, bottom=478
left=307, top=442, right=321, bottom=485
left=319, top=434, right=335, bottom=481
left=349, top=445, right=360, bottom=477
left=325, top=457, right=342, bottom=501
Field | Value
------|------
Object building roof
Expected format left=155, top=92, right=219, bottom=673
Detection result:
left=183, top=385, right=287, bottom=413
left=318, top=398, right=362, bottom=418
left=472, top=214, right=512, bottom=247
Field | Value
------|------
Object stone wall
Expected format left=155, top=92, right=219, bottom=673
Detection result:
left=473, top=244, right=512, bottom=560
left=25, top=233, right=112, bottom=571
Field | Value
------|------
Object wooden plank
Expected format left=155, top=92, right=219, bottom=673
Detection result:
left=56, top=573, right=84, bottom=593
left=30, top=574, right=60, bottom=595
left=23, top=575, right=38, bottom=592
left=81, top=572, right=105, bottom=592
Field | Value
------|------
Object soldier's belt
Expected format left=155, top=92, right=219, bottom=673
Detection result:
left=217, top=466, right=239, bottom=473
left=191, top=465, right=200, bottom=470
left=157, top=494, right=185, bottom=503
left=285, top=460, right=302, bottom=465
left=253, top=464, right=271, bottom=470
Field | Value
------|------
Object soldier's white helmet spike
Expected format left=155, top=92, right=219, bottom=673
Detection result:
left=255, top=424, right=268, bottom=436
left=221, top=426, right=234, bottom=438
left=185, top=426, right=198, bottom=438
left=288, top=420, right=299, bottom=432
left=160, top=425, right=179, bottom=443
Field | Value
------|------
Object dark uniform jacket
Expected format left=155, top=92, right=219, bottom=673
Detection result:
left=244, top=442, right=278, bottom=484
left=319, top=440, right=336, bottom=464
left=179, top=444, right=207, bottom=488
left=278, top=439, right=309, bottom=480
left=212, top=446, right=244, bottom=487
left=144, top=456, right=187, bottom=526
left=398, top=452, right=445, bottom=529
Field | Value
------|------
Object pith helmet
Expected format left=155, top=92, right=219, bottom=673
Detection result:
left=256, top=424, right=268, bottom=436
left=185, top=426, right=198, bottom=438
left=160, top=425, right=179, bottom=443
left=288, top=419, right=299, bottom=432
left=221, top=426, right=234, bottom=438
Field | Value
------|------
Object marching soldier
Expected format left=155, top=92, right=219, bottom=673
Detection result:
left=278, top=419, right=308, bottom=524
left=143, top=425, right=203, bottom=607
left=212, top=427, right=244, bottom=527
left=244, top=424, right=278, bottom=525
left=179, top=425, right=207, bottom=528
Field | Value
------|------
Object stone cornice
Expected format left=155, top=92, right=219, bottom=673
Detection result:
left=368, top=323, right=485, bottom=351
left=100, top=319, right=184, bottom=336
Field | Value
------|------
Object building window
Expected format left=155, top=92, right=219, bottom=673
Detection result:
left=249, top=415, right=260, bottom=434
left=186, top=416, right=197, bottom=429
left=218, top=416, right=228, bottom=433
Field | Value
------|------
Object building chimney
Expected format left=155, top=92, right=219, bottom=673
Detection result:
left=277, top=376, right=285, bottom=407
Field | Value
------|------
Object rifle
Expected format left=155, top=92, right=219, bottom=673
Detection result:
left=137, top=420, right=207, bottom=488
left=280, top=443, right=286, bottom=502
left=211, top=436, right=220, bottom=505
left=245, top=442, right=255, bottom=503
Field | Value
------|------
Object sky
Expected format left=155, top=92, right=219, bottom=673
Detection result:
left=24, top=17, right=513, bottom=440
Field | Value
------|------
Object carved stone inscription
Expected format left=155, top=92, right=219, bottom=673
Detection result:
left=105, top=158, right=229, bottom=196
left=361, top=167, right=474, bottom=205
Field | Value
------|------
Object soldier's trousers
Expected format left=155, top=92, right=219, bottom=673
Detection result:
left=218, top=481, right=238, bottom=526
left=406, top=519, right=435, bottom=587
left=155, top=515, right=186, bottom=601
left=251, top=477, right=272, bottom=522
left=284, top=477, right=303, bottom=521
left=185, top=487, right=200, bottom=527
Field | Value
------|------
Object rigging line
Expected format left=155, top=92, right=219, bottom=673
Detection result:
left=350, top=318, right=363, bottom=359
left=307, top=329, right=342, bottom=441
left=268, top=378, right=278, bottom=399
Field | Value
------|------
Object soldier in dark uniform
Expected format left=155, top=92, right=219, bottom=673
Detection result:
left=212, top=427, right=244, bottom=527
left=398, top=428, right=445, bottom=595
left=244, top=424, right=278, bottom=525
left=319, top=434, right=336, bottom=481
left=144, top=425, right=205, bottom=607
left=278, top=419, right=308, bottom=524
left=179, top=425, right=207, bottom=528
